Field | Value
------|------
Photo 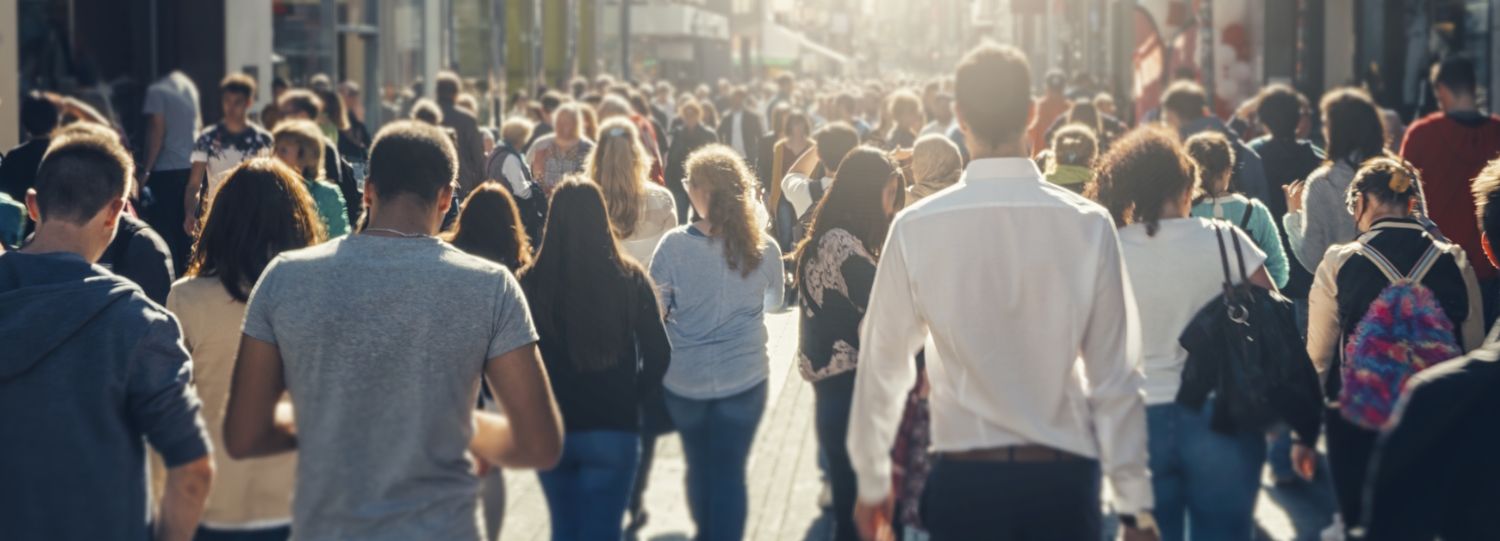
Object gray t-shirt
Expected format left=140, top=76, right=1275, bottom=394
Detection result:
left=143, top=72, right=201, bottom=172
left=242, top=234, right=538, bottom=541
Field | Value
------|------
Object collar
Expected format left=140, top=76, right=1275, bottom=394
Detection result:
left=1369, top=217, right=1424, bottom=232
left=963, top=157, right=1043, bottom=183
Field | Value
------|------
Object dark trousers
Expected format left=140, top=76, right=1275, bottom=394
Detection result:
left=921, top=456, right=1101, bottom=541
left=142, top=168, right=192, bottom=275
left=1481, top=278, right=1499, bottom=330
left=813, top=372, right=859, bottom=541
left=1325, top=409, right=1379, bottom=534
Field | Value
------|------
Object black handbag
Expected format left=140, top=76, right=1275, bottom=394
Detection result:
left=1177, top=223, right=1323, bottom=442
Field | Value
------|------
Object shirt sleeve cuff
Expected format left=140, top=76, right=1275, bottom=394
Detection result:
left=854, top=460, right=892, bottom=504
left=1109, top=475, right=1155, bottom=515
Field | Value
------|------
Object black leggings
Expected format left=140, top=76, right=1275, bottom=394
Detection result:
left=1325, top=409, right=1379, bottom=533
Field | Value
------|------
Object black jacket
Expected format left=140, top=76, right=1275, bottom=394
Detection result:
left=1364, top=328, right=1500, bottom=540
left=716, top=109, right=764, bottom=163
left=666, top=124, right=719, bottom=193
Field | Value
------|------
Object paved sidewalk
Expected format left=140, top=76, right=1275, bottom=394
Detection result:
left=498, top=310, right=1338, bottom=541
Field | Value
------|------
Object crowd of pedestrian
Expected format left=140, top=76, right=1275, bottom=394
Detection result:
left=2, top=41, right=1500, bottom=541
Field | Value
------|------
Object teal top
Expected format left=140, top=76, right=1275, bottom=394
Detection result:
left=304, top=177, right=350, bottom=239
left=1191, top=194, right=1290, bottom=288
left=0, top=192, right=25, bottom=248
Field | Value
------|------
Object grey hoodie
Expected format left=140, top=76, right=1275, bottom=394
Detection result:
left=0, top=251, right=208, bottom=540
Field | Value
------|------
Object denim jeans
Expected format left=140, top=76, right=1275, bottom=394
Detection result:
left=664, top=381, right=768, bottom=541
left=536, top=430, right=641, bottom=541
left=813, top=372, right=859, bottom=541
left=1147, top=400, right=1267, bottom=541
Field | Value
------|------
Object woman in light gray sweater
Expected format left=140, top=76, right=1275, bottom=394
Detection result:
left=1283, top=88, right=1387, bottom=273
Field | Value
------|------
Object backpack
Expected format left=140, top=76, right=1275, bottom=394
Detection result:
left=1338, top=243, right=1463, bottom=430
left=485, top=144, right=547, bottom=248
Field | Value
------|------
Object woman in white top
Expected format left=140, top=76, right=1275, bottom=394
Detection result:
left=166, top=158, right=324, bottom=540
left=1092, top=129, right=1293, bottom=541
left=587, top=117, right=677, bottom=265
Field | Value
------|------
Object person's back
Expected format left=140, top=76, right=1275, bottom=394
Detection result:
left=146, top=72, right=202, bottom=173
left=232, top=121, right=558, bottom=540
left=96, top=212, right=175, bottom=304
left=243, top=233, right=530, bottom=538
left=0, top=130, right=211, bottom=541
left=1401, top=57, right=1500, bottom=287
left=1362, top=336, right=1500, bottom=540
left=848, top=46, right=1152, bottom=541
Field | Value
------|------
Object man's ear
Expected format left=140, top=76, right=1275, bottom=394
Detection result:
left=437, top=184, right=455, bottom=217
left=102, top=197, right=126, bottom=229
left=1484, top=232, right=1498, bottom=270
left=25, top=189, right=40, bottom=222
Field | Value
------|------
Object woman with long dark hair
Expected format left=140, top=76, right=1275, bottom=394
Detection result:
left=1284, top=88, right=1388, bottom=277
left=519, top=178, right=670, bottom=541
left=792, top=147, right=903, bottom=541
left=443, top=182, right=533, bottom=271
left=166, top=158, right=324, bottom=541
left=650, top=145, right=783, bottom=541
left=1091, top=128, right=1287, bottom=541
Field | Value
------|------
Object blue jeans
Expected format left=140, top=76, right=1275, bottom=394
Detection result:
left=1147, top=401, right=1267, bottom=541
left=536, top=430, right=641, bottom=541
left=664, top=381, right=768, bottom=541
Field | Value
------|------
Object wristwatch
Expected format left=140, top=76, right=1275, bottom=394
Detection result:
left=1119, top=511, right=1159, bottom=533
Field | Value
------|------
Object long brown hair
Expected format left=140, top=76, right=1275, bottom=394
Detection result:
left=187, top=158, right=325, bottom=302
left=793, top=147, right=901, bottom=278
left=587, top=118, right=651, bottom=239
left=685, top=145, right=764, bottom=277
left=443, top=182, right=533, bottom=271
left=519, top=178, right=648, bottom=372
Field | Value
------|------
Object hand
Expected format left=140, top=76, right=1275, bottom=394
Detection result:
left=1122, top=525, right=1160, bottom=541
left=889, top=148, right=913, bottom=162
left=183, top=212, right=199, bottom=237
left=134, top=169, right=150, bottom=200
left=1291, top=442, right=1318, bottom=481
left=1283, top=180, right=1306, bottom=214
left=853, top=494, right=895, bottom=541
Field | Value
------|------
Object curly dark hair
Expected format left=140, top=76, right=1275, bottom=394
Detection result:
left=1088, top=127, right=1195, bottom=236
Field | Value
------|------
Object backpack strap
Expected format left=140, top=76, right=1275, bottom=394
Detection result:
left=1407, top=244, right=1445, bottom=283
left=1353, top=243, right=1409, bottom=283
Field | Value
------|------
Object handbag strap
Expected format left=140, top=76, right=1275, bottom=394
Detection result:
left=1228, top=221, right=1250, bottom=285
left=1214, top=222, right=1235, bottom=291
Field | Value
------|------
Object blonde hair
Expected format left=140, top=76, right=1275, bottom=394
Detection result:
left=909, top=134, right=963, bottom=201
left=684, top=145, right=764, bottom=277
left=273, top=120, right=326, bottom=180
left=586, top=117, right=652, bottom=239
left=598, top=95, right=634, bottom=120
left=500, top=118, right=535, bottom=148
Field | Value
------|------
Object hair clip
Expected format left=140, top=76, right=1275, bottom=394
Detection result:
left=1389, top=167, right=1413, bottom=194
left=608, top=127, right=627, bottom=138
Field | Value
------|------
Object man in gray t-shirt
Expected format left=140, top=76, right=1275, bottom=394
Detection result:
left=224, top=121, right=563, bottom=540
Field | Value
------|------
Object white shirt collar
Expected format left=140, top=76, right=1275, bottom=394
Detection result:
left=963, top=157, right=1043, bottom=182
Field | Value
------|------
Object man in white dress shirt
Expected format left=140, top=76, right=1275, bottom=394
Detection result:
left=847, top=44, right=1158, bottom=541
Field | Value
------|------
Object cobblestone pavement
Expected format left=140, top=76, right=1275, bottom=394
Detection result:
left=499, top=310, right=1339, bottom=541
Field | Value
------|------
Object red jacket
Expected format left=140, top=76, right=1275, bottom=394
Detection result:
left=1400, top=111, right=1500, bottom=280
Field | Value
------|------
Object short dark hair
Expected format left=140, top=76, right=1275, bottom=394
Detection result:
left=410, top=99, right=444, bottom=125
left=814, top=122, right=860, bottom=173
left=221, top=73, right=257, bottom=100
left=278, top=89, right=323, bottom=119
left=1255, top=84, right=1304, bottom=139
left=1162, top=80, right=1208, bottom=121
left=540, top=92, right=565, bottom=113
left=272, top=76, right=290, bottom=91
left=1431, top=56, right=1477, bottom=96
left=436, top=71, right=462, bottom=105
left=366, top=120, right=457, bottom=203
left=954, top=44, right=1033, bottom=146
left=21, top=92, right=60, bottom=137
left=1472, top=157, right=1500, bottom=248
left=33, top=133, right=134, bottom=224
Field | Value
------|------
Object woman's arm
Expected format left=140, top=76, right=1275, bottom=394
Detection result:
left=1252, top=201, right=1290, bottom=288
